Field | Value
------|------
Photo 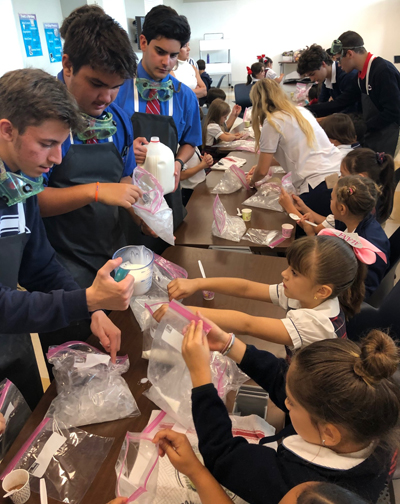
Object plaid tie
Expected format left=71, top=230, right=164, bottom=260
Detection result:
left=145, top=89, right=161, bottom=115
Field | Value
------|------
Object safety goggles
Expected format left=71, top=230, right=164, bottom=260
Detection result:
left=76, top=112, right=117, bottom=141
left=331, top=39, right=364, bottom=59
left=0, top=169, right=43, bottom=206
left=136, top=78, right=178, bottom=102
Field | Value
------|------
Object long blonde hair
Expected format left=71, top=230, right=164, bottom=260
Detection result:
left=202, top=98, right=230, bottom=147
left=250, top=79, right=315, bottom=150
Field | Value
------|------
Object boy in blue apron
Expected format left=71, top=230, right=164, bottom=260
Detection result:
left=38, top=12, right=142, bottom=289
left=0, top=69, right=135, bottom=409
left=114, top=5, right=202, bottom=253
left=312, top=32, right=400, bottom=157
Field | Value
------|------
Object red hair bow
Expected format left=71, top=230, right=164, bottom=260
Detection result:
left=318, top=228, right=387, bottom=265
left=246, top=66, right=252, bottom=75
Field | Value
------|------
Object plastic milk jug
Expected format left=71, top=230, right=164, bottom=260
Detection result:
left=143, top=137, right=175, bottom=195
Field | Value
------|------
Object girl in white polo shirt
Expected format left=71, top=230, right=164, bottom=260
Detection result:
left=247, top=79, right=342, bottom=217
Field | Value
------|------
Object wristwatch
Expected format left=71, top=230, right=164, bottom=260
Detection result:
left=175, top=158, right=184, bottom=169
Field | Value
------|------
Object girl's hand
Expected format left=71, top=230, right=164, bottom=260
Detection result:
left=152, top=304, right=169, bottom=322
left=203, top=153, right=214, bottom=168
left=0, top=413, right=5, bottom=434
left=278, top=188, right=295, bottom=212
left=182, top=320, right=212, bottom=387
left=106, top=498, right=128, bottom=504
left=299, top=213, right=317, bottom=236
left=152, top=429, right=204, bottom=479
left=168, top=278, right=200, bottom=301
left=246, top=165, right=256, bottom=184
left=232, top=104, right=242, bottom=117
left=196, top=311, right=231, bottom=352
left=291, top=194, right=309, bottom=214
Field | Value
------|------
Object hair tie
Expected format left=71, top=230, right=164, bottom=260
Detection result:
left=376, top=152, right=386, bottom=165
left=246, top=66, right=252, bottom=75
left=347, top=186, right=356, bottom=195
left=318, top=228, right=387, bottom=265
left=353, top=359, right=378, bottom=387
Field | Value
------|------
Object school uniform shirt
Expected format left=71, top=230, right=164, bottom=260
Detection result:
left=192, top=345, right=392, bottom=504
left=0, top=180, right=88, bottom=333
left=173, top=60, right=197, bottom=90
left=321, top=213, right=389, bottom=297
left=307, top=55, right=400, bottom=128
left=180, top=147, right=206, bottom=190
left=269, top=283, right=346, bottom=350
left=259, top=107, right=342, bottom=194
left=337, top=143, right=354, bottom=159
left=265, top=68, right=277, bottom=80
left=317, top=62, right=359, bottom=112
left=114, top=62, right=202, bottom=148
left=206, top=123, right=224, bottom=146
left=41, top=71, right=135, bottom=185
left=200, top=71, right=212, bottom=90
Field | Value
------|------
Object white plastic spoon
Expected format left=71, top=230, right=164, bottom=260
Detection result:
left=289, top=213, right=318, bottom=227
left=236, top=208, right=242, bottom=216
left=3, top=489, right=19, bottom=498
left=40, top=478, right=48, bottom=504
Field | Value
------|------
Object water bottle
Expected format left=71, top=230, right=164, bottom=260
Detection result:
left=143, top=137, right=175, bottom=195
left=207, top=53, right=210, bottom=64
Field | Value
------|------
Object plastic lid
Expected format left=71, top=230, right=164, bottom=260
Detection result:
left=150, top=137, right=160, bottom=142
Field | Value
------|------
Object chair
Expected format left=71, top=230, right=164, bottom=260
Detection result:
left=216, top=75, right=227, bottom=88
left=365, top=226, right=400, bottom=308
left=346, top=279, right=400, bottom=342
left=234, top=83, right=252, bottom=113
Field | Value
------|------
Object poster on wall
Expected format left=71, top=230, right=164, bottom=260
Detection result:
left=44, top=23, right=62, bottom=63
left=19, top=14, right=43, bottom=58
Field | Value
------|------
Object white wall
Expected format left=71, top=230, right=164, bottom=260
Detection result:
left=0, top=0, right=24, bottom=76
left=11, top=0, right=64, bottom=76
left=135, top=0, right=399, bottom=85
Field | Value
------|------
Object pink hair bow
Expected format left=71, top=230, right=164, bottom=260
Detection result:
left=318, top=228, right=387, bottom=265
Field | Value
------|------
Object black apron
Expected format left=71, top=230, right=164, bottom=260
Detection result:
left=43, top=135, right=126, bottom=288
left=0, top=203, right=43, bottom=410
left=360, top=56, right=400, bottom=157
left=121, top=83, right=187, bottom=254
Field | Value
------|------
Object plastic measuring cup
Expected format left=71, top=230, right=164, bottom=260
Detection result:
left=113, top=246, right=154, bottom=296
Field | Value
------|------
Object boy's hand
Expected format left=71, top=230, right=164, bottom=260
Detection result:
left=90, top=311, right=121, bottom=363
left=152, top=304, right=169, bottom=322
left=168, top=278, right=199, bottom=301
left=182, top=320, right=212, bottom=387
left=133, top=137, right=149, bottom=165
left=152, top=429, right=204, bottom=479
left=202, top=153, right=213, bottom=168
left=97, top=183, right=142, bottom=209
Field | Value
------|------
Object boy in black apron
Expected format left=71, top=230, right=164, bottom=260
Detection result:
left=0, top=69, right=135, bottom=409
left=114, top=5, right=202, bottom=254
left=328, top=31, right=400, bottom=157
left=38, top=12, right=143, bottom=289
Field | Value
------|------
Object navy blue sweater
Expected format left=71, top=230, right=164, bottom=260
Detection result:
left=192, top=345, right=392, bottom=504
left=0, top=196, right=89, bottom=333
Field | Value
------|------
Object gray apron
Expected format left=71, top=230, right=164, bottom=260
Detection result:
left=121, top=82, right=187, bottom=254
left=360, top=55, right=400, bottom=157
left=0, top=203, right=43, bottom=410
left=43, top=134, right=126, bottom=288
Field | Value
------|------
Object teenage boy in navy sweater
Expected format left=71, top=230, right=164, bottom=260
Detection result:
left=0, top=69, right=134, bottom=408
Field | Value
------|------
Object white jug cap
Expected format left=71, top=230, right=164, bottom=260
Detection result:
left=150, top=137, right=160, bottom=142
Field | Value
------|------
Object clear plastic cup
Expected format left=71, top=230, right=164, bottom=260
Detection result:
left=2, top=469, right=30, bottom=504
left=113, top=245, right=154, bottom=296
left=242, top=209, right=252, bottom=222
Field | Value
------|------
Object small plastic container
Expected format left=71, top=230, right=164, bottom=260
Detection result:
left=282, top=223, right=294, bottom=238
left=2, top=469, right=30, bottom=504
left=244, top=120, right=250, bottom=128
left=113, top=245, right=154, bottom=296
left=242, top=209, right=252, bottom=222
left=202, top=290, right=215, bottom=301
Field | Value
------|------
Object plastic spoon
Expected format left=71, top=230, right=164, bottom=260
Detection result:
left=236, top=208, right=242, bottom=216
left=40, top=478, right=48, bottom=504
left=3, top=489, right=19, bottom=498
left=289, top=213, right=318, bottom=227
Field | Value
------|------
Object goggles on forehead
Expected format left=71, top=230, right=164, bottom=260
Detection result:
left=331, top=39, right=365, bottom=57
left=76, top=111, right=117, bottom=141
left=0, top=161, right=43, bottom=206
left=136, top=78, right=181, bottom=102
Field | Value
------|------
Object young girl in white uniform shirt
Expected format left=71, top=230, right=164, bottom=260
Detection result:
left=247, top=79, right=343, bottom=217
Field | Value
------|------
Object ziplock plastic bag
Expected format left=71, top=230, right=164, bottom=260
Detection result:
left=0, top=379, right=31, bottom=462
left=216, top=139, right=256, bottom=152
left=115, top=411, right=166, bottom=503
left=211, top=165, right=251, bottom=194
left=46, top=341, right=140, bottom=427
left=211, top=155, right=246, bottom=171
left=292, top=83, right=311, bottom=105
left=211, top=195, right=246, bottom=242
left=145, top=301, right=248, bottom=429
left=242, top=229, right=281, bottom=247
left=281, top=172, right=296, bottom=195
left=152, top=254, right=188, bottom=292
left=132, top=166, right=174, bottom=246
left=243, top=106, right=252, bottom=123
left=243, top=182, right=283, bottom=212
left=1, top=417, right=113, bottom=504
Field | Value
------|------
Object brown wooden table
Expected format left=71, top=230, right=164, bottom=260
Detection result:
left=0, top=247, right=287, bottom=504
left=175, top=151, right=293, bottom=251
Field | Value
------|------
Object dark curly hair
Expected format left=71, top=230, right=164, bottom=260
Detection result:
left=297, top=44, right=333, bottom=76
